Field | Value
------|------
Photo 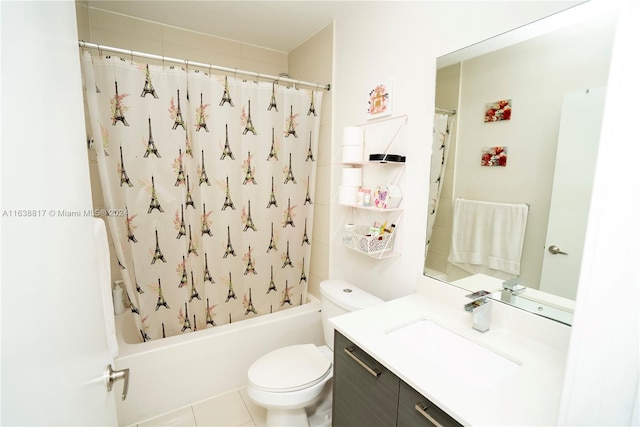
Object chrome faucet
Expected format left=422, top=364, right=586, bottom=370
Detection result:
left=501, top=277, right=526, bottom=303
left=464, top=290, right=491, bottom=333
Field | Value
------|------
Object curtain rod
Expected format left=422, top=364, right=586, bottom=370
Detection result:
left=78, top=41, right=331, bottom=91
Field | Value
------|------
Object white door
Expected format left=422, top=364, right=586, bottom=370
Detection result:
left=539, top=87, right=607, bottom=300
left=1, top=2, right=119, bottom=425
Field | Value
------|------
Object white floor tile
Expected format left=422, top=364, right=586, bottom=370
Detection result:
left=192, top=390, right=253, bottom=427
left=137, top=406, right=196, bottom=426
left=238, top=388, right=267, bottom=427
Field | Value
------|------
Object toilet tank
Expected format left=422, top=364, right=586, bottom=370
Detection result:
left=320, top=279, right=383, bottom=350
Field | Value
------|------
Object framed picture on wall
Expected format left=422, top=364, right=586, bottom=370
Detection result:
left=484, top=99, right=512, bottom=122
left=367, top=82, right=392, bottom=120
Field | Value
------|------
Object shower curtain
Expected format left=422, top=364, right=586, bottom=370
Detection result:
left=426, top=113, right=453, bottom=247
left=82, top=52, right=322, bottom=341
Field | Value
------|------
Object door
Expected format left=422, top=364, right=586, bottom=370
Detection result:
left=539, top=87, right=607, bottom=299
left=1, top=2, right=118, bottom=425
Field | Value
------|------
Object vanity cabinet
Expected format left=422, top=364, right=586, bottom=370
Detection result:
left=333, top=331, right=461, bottom=427
left=333, top=331, right=399, bottom=426
left=397, top=381, right=462, bottom=427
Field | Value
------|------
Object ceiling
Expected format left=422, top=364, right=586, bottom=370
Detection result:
left=83, top=1, right=356, bottom=53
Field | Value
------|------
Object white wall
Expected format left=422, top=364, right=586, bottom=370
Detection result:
left=330, top=1, right=584, bottom=301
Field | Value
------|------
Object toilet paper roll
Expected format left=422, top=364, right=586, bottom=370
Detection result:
left=342, top=145, right=364, bottom=163
left=341, top=167, right=363, bottom=186
left=342, top=126, right=364, bottom=146
left=338, top=186, right=359, bottom=205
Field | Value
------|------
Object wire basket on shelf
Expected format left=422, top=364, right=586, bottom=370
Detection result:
left=341, top=225, right=395, bottom=256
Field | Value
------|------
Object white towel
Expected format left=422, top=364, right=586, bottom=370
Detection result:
left=448, top=198, right=528, bottom=278
left=94, top=217, right=119, bottom=359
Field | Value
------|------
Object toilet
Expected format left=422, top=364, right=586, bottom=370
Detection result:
left=246, top=279, right=383, bottom=427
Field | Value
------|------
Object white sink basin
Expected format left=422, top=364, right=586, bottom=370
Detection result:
left=385, top=319, right=520, bottom=388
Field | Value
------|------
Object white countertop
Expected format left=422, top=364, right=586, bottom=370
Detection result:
left=330, top=276, right=571, bottom=426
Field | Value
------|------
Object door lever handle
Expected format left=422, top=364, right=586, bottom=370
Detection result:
left=548, top=245, right=568, bottom=255
left=106, top=364, right=129, bottom=400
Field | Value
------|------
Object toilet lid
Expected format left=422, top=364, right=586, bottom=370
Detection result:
left=248, top=344, right=332, bottom=392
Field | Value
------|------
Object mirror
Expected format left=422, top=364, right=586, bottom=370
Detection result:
left=424, top=2, right=618, bottom=324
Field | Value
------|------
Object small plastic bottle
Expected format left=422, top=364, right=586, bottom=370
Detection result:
left=363, top=189, right=372, bottom=207
left=356, top=187, right=364, bottom=206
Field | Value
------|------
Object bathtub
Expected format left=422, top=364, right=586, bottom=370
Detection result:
left=113, top=295, right=324, bottom=426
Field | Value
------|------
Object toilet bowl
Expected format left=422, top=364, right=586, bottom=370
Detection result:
left=246, top=279, right=383, bottom=427
left=247, top=344, right=333, bottom=427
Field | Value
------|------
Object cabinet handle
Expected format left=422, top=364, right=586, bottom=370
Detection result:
left=344, top=346, right=381, bottom=378
left=415, top=402, right=443, bottom=427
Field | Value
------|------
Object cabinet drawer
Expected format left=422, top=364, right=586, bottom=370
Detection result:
left=397, top=381, right=462, bottom=427
left=333, top=331, right=399, bottom=427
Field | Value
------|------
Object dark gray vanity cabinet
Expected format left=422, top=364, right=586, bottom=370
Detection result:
left=397, top=381, right=462, bottom=427
left=333, top=331, right=399, bottom=426
left=333, top=331, right=462, bottom=427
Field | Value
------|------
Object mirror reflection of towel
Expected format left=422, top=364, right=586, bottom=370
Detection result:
left=448, top=198, right=528, bottom=279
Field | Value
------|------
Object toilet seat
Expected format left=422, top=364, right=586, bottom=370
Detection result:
left=248, top=344, right=332, bottom=393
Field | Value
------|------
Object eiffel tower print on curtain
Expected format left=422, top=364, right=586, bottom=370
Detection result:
left=178, top=255, right=188, bottom=288
left=195, top=92, right=209, bottom=132
left=111, top=81, right=129, bottom=126
left=147, top=176, right=164, bottom=213
left=266, top=177, right=278, bottom=208
left=219, top=76, right=234, bottom=106
left=140, top=64, right=159, bottom=98
left=242, top=152, right=257, bottom=185
left=221, top=176, right=235, bottom=210
left=244, top=288, right=257, bottom=315
left=223, top=226, right=236, bottom=258
left=118, top=146, right=133, bottom=187
left=267, top=82, right=278, bottom=111
left=306, top=131, right=315, bottom=162
left=267, top=127, right=279, bottom=161
left=220, top=124, right=235, bottom=160
left=242, top=100, right=257, bottom=135
left=151, top=229, right=167, bottom=264
left=143, top=117, right=161, bottom=158
left=285, top=105, right=297, bottom=138
left=180, top=302, right=191, bottom=331
left=307, top=91, right=317, bottom=116
left=174, top=149, right=186, bottom=186
left=155, top=278, right=170, bottom=310
left=284, top=153, right=296, bottom=184
left=176, top=204, right=187, bottom=238
left=203, top=253, right=213, bottom=283
left=171, top=89, right=186, bottom=130
left=199, top=150, right=211, bottom=186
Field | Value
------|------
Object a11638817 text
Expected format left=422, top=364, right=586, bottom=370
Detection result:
left=1, top=208, right=127, bottom=218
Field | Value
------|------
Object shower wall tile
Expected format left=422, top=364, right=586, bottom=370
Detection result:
left=241, top=44, right=288, bottom=67
left=89, top=8, right=162, bottom=41
left=239, top=58, right=286, bottom=80
left=89, top=28, right=163, bottom=56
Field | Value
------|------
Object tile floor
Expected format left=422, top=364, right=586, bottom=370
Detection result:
left=136, top=387, right=267, bottom=427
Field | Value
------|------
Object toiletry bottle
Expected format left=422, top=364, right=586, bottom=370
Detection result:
left=363, top=189, right=371, bottom=207
left=356, top=187, right=364, bottom=206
